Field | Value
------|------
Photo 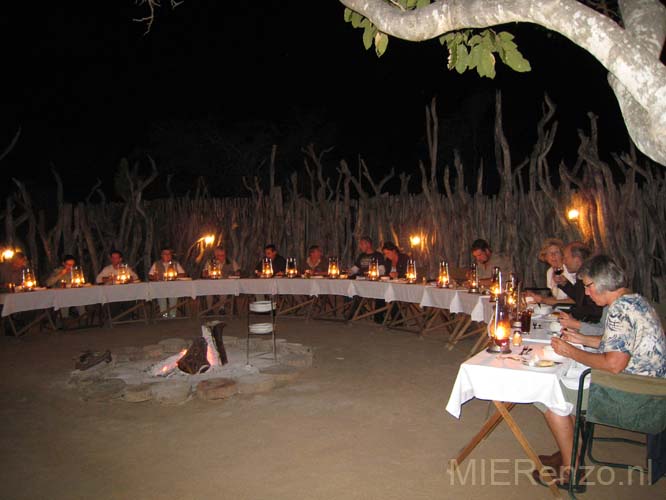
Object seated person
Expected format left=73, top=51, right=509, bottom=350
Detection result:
left=0, top=251, right=27, bottom=290
left=45, top=254, right=78, bottom=288
left=45, top=255, right=87, bottom=320
left=381, top=242, right=409, bottom=279
left=470, top=239, right=512, bottom=284
left=203, top=246, right=240, bottom=277
left=526, top=238, right=575, bottom=306
left=302, top=245, right=327, bottom=276
left=552, top=242, right=603, bottom=324
left=149, top=248, right=187, bottom=319
left=254, top=244, right=287, bottom=276
left=348, top=236, right=385, bottom=277
left=95, top=250, right=139, bottom=284
left=534, top=255, right=666, bottom=490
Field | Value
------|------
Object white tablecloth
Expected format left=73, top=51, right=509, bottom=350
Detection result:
left=446, top=345, right=574, bottom=418
left=0, top=278, right=493, bottom=319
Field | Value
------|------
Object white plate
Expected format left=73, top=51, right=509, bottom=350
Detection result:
left=310, top=275, right=324, bottom=279
left=227, top=275, right=240, bottom=279
left=249, top=323, right=273, bottom=334
left=521, top=360, right=563, bottom=373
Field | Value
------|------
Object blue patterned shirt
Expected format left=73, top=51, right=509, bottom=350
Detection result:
left=599, top=294, right=666, bottom=378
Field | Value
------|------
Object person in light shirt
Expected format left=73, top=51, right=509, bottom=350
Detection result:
left=533, top=255, right=666, bottom=491
left=526, top=238, right=575, bottom=305
left=148, top=248, right=187, bottom=319
left=470, top=239, right=512, bottom=284
left=95, top=250, right=139, bottom=284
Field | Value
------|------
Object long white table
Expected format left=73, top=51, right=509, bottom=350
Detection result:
left=0, top=279, right=494, bottom=320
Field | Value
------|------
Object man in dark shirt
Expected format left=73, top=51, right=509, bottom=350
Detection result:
left=0, top=252, right=27, bottom=289
left=254, top=244, right=287, bottom=276
left=349, top=236, right=385, bottom=277
left=554, top=242, right=603, bottom=322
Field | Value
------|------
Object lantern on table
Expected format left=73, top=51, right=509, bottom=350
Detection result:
left=468, top=262, right=480, bottom=293
left=367, top=257, right=380, bottom=281
left=487, top=294, right=512, bottom=354
left=22, top=267, right=37, bottom=291
left=115, top=263, right=130, bottom=284
left=260, top=257, right=273, bottom=278
left=405, top=258, right=417, bottom=284
left=286, top=257, right=298, bottom=278
left=71, top=266, right=85, bottom=287
left=327, top=257, right=340, bottom=279
left=164, top=261, right=178, bottom=281
left=489, top=266, right=502, bottom=302
left=437, top=260, right=450, bottom=288
left=208, top=259, right=222, bottom=279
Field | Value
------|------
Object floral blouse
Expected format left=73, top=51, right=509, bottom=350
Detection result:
left=599, top=294, right=666, bottom=378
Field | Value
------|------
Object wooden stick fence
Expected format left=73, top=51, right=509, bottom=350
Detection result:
left=2, top=94, right=664, bottom=303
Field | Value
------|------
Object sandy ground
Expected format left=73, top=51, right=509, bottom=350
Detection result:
left=1, top=316, right=664, bottom=500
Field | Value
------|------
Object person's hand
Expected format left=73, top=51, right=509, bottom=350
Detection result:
left=551, top=336, right=580, bottom=358
left=558, top=312, right=581, bottom=330
left=553, top=273, right=567, bottom=285
left=525, top=291, right=540, bottom=304
left=559, top=329, right=586, bottom=346
left=389, top=272, right=397, bottom=279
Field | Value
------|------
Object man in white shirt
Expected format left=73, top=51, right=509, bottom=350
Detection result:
left=148, top=248, right=187, bottom=318
left=95, top=250, right=139, bottom=284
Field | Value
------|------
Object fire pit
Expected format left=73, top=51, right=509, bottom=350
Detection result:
left=69, top=321, right=313, bottom=405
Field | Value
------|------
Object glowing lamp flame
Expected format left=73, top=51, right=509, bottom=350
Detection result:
left=2, top=249, right=15, bottom=261
left=567, top=209, right=580, bottom=221
left=203, top=234, right=215, bottom=246
left=409, top=235, right=421, bottom=247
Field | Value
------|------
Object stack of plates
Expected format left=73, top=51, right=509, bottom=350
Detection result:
left=249, top=301, right=275, bottom=313
left=249, top=322, right=273, bottom=334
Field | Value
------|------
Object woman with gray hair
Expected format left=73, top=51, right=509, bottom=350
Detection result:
left=533, top=255, right=666, bottom=491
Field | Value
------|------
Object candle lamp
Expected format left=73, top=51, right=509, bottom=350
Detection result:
left=487, top=294, right=512, bottom=354
left=286, top=257, right=298, bottom=278
left=22, top=267, right=37, bottom=291
left=115, top=264, right=130, bottom=285
left=71, top=266, right=85, bottom=288
left=164, top=261, right=178, bottom=281
left=260, top=257, right=273, bottom=278
left=327, top=257, right=340, bottom=279
left=405, top=258, right=417, bottom=284
left=208, top=260, right=222, bottom=279
left=489, top=266, right=502, bottom=302
left=437, top=260, right=450, bottom=288
left=468, top=262, right=480, bottom=293
left=367, top=257, right=379, bottom=281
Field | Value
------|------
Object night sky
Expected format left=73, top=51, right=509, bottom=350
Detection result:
left=2, top=1, right=629, bottom=203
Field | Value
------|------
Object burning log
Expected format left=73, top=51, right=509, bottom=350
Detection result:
left=177, top=337, right=210, bottom=374
left=176, top=322, right=227, bottom=375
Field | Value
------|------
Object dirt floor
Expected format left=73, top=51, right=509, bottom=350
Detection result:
left=1, top=316, right=664, bottom=500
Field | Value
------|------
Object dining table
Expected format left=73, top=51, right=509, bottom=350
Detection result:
left=445, top=320, right=589, bottom=498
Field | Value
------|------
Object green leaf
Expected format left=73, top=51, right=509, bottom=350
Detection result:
left=498, top=31, right=515, bottom=42
left=344, top=8, right=353, bottom=23
left=468, top=34, right=482, bottom=46
left=360, top=18, right=372, bottom=29
left=351, top=12, right=363, bottom=28
left=416, top=0, right=430, bottom=7
left=363, top=25, right=377, bottom=50
left=468, top=44, right=483, bottom=71
left=480, top=31, right=496, bottom=52
left=447, top=46, right=456, bottom=70
left=406, top=0, right=418, bottom=8
left=477, top=49, right=496, bottom=78
left=375, top=31, right=389, bottom=57
left=503, top=48, right=531, bottom=72
left=454, top=44, right=469, bottom=73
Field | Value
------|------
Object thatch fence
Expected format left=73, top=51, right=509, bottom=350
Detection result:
left=3, top=94, right=665, bottom=303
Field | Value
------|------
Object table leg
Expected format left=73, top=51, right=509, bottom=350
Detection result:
left=450, top=402, right=515, bottom=469
left=493, top=401, right=561, bottom=498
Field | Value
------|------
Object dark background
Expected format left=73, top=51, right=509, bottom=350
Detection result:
left=1, top=1, right=630, bottom=203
